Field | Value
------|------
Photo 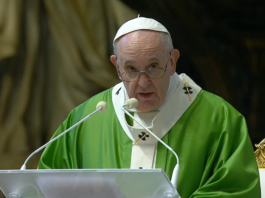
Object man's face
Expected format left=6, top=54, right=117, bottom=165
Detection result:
left=111, top=31, right=179, bottom=112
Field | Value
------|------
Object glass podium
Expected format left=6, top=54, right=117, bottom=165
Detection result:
left=0, top=169, right=180, bottom=198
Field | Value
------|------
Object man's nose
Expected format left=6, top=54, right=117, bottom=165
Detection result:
left=137, top=72, right=151, bottom=88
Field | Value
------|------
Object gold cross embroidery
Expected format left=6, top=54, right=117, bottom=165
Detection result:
left=133, top=132, right=150, bottom=145
left=184, top=82, right=192, bottom=103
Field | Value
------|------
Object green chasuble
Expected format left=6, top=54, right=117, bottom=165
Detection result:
left=38, top=86, right=261, bottom=197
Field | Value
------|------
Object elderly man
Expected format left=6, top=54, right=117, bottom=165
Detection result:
left=38, top=17, right=261, bottom=197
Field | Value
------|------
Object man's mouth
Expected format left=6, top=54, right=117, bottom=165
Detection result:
left=138, top=92, right=154, bottom=99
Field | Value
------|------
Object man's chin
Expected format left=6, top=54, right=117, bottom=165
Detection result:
left=136, top=103, right=159, bottom=112
left=134, top=95, right=161, bottom=112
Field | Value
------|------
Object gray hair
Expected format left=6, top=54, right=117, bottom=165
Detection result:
left=113, top=31, right=174, bottom=58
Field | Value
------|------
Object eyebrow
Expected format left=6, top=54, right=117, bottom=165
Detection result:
left=123, top=58, right=160, bottom=65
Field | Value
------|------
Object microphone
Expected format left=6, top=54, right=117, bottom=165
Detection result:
left=21, top=101, right=107, bottom=170
left=96, top=101, right=108, bottom=113
left=122, top=98, right=180, bottom=188
left=123, top=98, right=138, bottom=110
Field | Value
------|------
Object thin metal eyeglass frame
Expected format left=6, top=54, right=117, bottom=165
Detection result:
left=118, top=53, right=172, bottom=82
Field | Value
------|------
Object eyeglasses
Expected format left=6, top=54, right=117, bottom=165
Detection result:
left=118, top=54, right=171, bottom=82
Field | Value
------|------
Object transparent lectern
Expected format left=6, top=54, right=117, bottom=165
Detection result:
left=0, top=169, right=180, bottom=198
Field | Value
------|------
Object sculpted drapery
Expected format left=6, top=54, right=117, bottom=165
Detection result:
left=0, top=0, right=136, bottom=169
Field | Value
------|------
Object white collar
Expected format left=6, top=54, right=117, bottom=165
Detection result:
left=112, top=73, right=202, bottom=142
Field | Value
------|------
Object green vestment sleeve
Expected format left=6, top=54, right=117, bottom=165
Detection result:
left=155, top=91, right=261, bottom=198
left=189, top=117, right=259, bottom=198
left=185, top=117, right=260, bottom=198
left=38, top=88, right=133, bottom=169
left=38, top=89, right=261, bottom=198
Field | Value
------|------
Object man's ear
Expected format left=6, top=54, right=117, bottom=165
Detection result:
left=110, top=55, right=122, bottom=80
left=169, top=49, right=180, bottom=75
left=110, top=55, right=118, bottom=69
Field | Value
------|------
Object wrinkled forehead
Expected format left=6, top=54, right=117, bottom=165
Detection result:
left=119, top=30, right=162, bottom=47
left=116, top=30, right=168, bottom=62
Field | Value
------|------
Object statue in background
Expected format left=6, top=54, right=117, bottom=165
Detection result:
left=0, top=0, right=136, bottom=169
